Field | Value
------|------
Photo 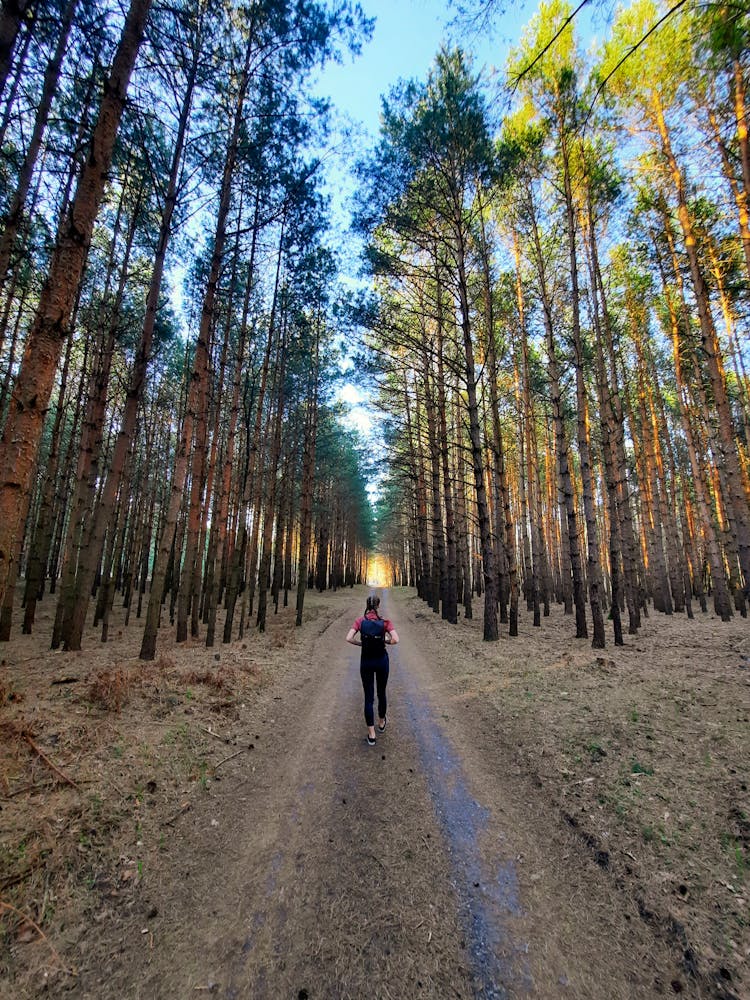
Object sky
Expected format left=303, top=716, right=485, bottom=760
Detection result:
left=310, top=0, right=535, bottom=228
left=313, top=0, right=541, bottom=137
left=311, top=0, right=538, bottom=438
left=310, top=0, right=605, bottom=449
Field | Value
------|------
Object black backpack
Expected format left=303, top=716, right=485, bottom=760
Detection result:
left=360, top=616, right=386, bottom=657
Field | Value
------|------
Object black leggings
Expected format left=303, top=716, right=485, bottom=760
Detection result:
left=360, top=659, right=389, bottom=727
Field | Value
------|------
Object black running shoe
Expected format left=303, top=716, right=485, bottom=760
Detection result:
left=366, top=734, right=376, bottom=746
left=377, top=718, right=387, bottom=733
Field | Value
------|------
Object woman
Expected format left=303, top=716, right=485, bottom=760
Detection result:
left=346, top=595, right=399, bottom=745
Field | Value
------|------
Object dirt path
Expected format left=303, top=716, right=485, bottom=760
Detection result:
left=57, top=588, right=697, bottom=999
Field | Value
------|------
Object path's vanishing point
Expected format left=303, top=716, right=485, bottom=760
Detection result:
left=66, top=590, right=689, bottom=1000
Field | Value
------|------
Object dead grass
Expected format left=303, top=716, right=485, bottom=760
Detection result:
left=183, top=667, right=236, bottom=690
left=0, top=676, right=23, bottom=707
left=86, top=667, right=137, bottom=713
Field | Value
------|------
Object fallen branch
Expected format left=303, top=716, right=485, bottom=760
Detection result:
left=212, top=747, right=248, bottom=772
left=22, top=733, right=79, bottom=790
left=163, top=801, right=191, bottom=826
left=2, top=779, right=56, bottom=799
left=0, top=898, right=75, bottom=976
left=199, top=725, right=232, bottom=745
left=0, top=858, right=44, bottom=892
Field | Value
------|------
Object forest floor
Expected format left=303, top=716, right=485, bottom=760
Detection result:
left=0, top=584, right=748, bottom=999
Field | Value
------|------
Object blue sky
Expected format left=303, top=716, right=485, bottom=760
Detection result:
left=313, top=0, right=541, bottom=138
left=311, top=0, right=604, bottom=441
left=312, top=0, right=531, bottom=438
left=312, top=0, right=540, bottom=433
left=309, top=0, right=594, bottom=254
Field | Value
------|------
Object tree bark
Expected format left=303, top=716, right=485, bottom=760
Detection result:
left=654, top=93, right=750, bottom=595
left=0, top=0, right=78, bottom=294
left=0, top=0, right=153, bottom=623
left=142, top=29, right=255, bottom=659
left=559, top=122, right=604, bottom=647
left=456, top=227, right=497, bottom=641
left=0, top=0, right=34, bottom=107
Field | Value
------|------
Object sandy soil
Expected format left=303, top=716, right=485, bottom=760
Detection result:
left=1, top=585, right=748, bottom=999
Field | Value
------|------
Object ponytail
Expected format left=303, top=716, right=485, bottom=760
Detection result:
left=365, top=594, right=382, bottom=619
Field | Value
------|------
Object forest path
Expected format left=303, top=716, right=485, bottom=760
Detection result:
left=69, top=588, right=689, bottom=999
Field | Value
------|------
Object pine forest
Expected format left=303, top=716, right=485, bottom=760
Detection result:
left=1, top=1, right=749, bottom=997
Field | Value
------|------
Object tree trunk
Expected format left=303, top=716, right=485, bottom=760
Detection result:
left=142, top=31, right=255, bottom=660
left=256, top=318, right=287, bottom=633
left=295, top=323, right=319, bottom=626
left=436, top=289, right=457, bottom=624
left=559, top=123, right=604, bottom=647
left=654, top=94, right=750, bottom=595
left=456, top=227, right=497, bottom=641
left=0, top=0, right=153, bottom=622
left=420, top=334, right=446, bottom=617
left=477, top=198, right=517, bottom=635
left=584, top=208, right=623, bottom=644
left=63, top=18, right=200, bottom=651
left=0, top=0, right=34, bottom=107
left=452, top=386, right=473, bottom=619
left=528, top=197, right=586, bottom=637
left=20, top=316, right=75, bottom=633
left=654, top=234, right=733, bottom=620
left=0, top=0, right=78, bottom=294
left=514, top=243, right=544, bottom=627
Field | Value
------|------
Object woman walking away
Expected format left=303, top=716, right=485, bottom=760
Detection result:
left=346, top=595, right=399, bottom=745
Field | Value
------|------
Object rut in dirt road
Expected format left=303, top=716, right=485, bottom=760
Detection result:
left=215, top=591, right=530, bottom=1000
left=87, top=592, right=530, bottom=1000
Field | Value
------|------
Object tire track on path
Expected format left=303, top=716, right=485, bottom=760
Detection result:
left=94, top=590, right=476, bottom=999
left=389, top=587, right=704, bottom=999
left=386, top=599, right=531, bottom=999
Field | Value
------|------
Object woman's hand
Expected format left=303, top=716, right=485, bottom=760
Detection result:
left=346, top=628, right=361, bottom=646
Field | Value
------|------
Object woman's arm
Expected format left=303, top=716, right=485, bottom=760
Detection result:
left=346, top=627, right=361, bottom=646
left=385, top=628, right=399, bottom=645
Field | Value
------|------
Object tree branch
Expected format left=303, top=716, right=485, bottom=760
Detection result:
left=511, top=0, right=591, bottom=90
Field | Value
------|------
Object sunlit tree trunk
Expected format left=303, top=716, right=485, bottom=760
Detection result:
left=514, top=243, right=544, bottom=626
left=560, top=123, right=604, bottom=647
left=420, top=318, right=446, bottom=617
left=405, top=374, right=431, bottom=605
left=654, top=94, right=750, bottom=595
left=733, top=59, right=750, bottom=280
left=527, top=195, right=585, bottom=636
left=0, top=0, right=153, bottom=630
left=581, top=202, right=623, bottom=643
left=654, top=237, right=733, bottom=620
